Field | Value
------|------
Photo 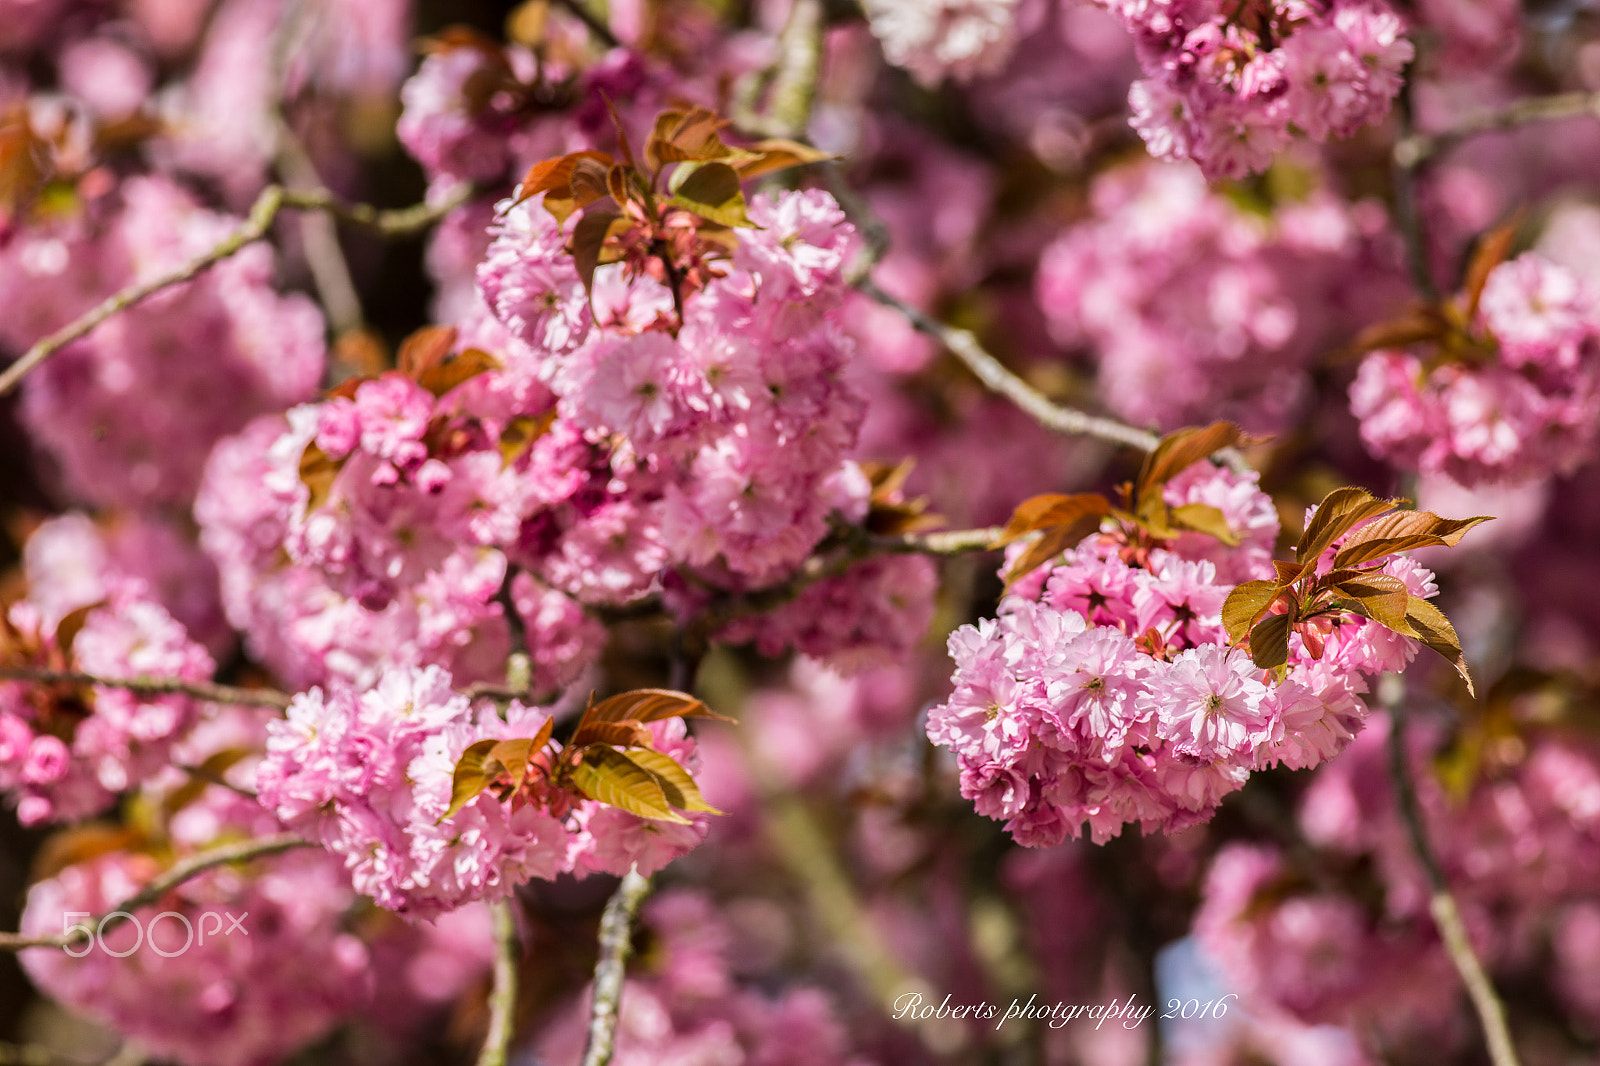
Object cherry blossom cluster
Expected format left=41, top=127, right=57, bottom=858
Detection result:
left=255, top=665, right=710, bottom=920
left=477, top=185, right=872, bottom=587
left=1351, top=252, right=1600, bottom=486
left=1097, top=0, right=1414, bottom=178
left=1036, top=161, right=1403, bottom=433
left=927, top=460, right=1439, bottom=845
left=1, top=175, right=325, bottom=507
left=860, top=0, right=1029, bottom=87
left=0, top=562, right=214, bottom=827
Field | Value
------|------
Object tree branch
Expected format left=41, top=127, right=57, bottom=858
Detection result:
left=0, top=667, right=293, bottom=709
left=1394, top=90, right=1600, bottom=171
left=552, top=0, right=622, bottom=49
left=855, top=278, right=1161, bottom=453
left=0, top=184, right=468, bottom=398
left=1380, top=675, right=1521, bottom=1066
left=1390, top=68, right=1440, bottom=302
left=0, top=832, right=310, bottom=952
left=476, top=899, right=521, bottom=1066
left=580, top=868, right=652, bottom=1066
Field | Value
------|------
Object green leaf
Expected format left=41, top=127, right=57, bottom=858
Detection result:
left=667, top=162, right=751, bottom=228
left=1248, top=612, right=1292, bottom=669
left=731, top=138, right=835, bottom=180
left=498, top=410, right=558, bottom=469
left=1170, top=502, right=1241, bottom=545
left=625, top=748, right=722, bottom=814
left=568, top=747, right=691, bottom=823
left=440, top=738, right=499, bottom=823
left=1222, top=580, right=1282, bottom=644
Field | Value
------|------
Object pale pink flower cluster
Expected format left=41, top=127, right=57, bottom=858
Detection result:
left=1351, top=253, right=1600, bottom=486
left=861, top=0, right=1029, bottom=87
left=1036, top=162, right=1403, bottom=433
left=193, top=373, right=606, bottom=693
left=6, top=175, right=324, bottom=507
left=477, top=188, right=871, bottom=587
left=0, top=585, right=214, bottom=828
left=928, top=462, right=1435, bottom=845
left=1101, top=0, right=1414, bottom=178
left=396, top=42, right=532, bottom=187
left=255, top=665, right=710, bottom=919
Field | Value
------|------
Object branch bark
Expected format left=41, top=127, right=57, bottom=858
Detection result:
left=0, top=667, right=293, bottom=709
left=580, top=869, right=652, bottom=1066
left=1380, top=674, right=1521, bottom=1066
left=0, top=832, right=310, bottom=952
left=476, top=899, right=521, bottom=1066
left=1394, top=90, right=1600, bottom=170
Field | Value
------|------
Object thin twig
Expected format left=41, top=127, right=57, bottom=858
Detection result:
left=552, top=0, right=622, bottom=49
left=0, top=184, right=467, bottom=398
left=855, top=278, right=1161, bottom=453
left=1380, top=675, right=1521, bottom=1066
left=476, top=899, right=521, bottom=1066
left=1394, top=90, right=1600, bottom=171
left=0, top=667, right=293, bottom=708
left=580, top=869, right=652, bottom=1066
left=1390, top=69, right=1440, bottom=302
left=0, top=832, right=310, bottom=952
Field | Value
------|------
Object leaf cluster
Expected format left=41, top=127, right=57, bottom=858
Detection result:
left=992, top=422, right=1253, bottom=585
left=1220, top=487, right=1491, bottom=692
left=441, top=688, right=729, bottom=826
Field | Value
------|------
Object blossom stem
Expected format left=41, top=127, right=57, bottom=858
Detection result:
left=476, top=899, right=521, bottom=1066
left=0, top=833, right=310, bottom=952
left=0, top=184, right=469, bottom=398
left=1381, top=675, right=1521, bottom=1066
left=0, top=667, right=293, bottom=709
left=580, top=868, right=652, bottom=1066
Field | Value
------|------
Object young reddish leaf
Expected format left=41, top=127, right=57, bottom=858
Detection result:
left=482, top=734, right=541, bottom=791
left=625, top=748, right=723, bottom=814
left=1330, top=511, right=1494, bottom=569
left=1247, top=612, right=1292, bottom=669
left=31, top=824, right=146, bottom=883
left=1137, top=422, right=1249, bottom=499
left=498, top=410, right=558, bottom=469
left=515, top=150, right=614, bottom=212
left=1332, top=573, right=1412, bottom=633
left=164, top=747, right=254, bottom=818
left=584, top=688, right=727, bottom=728
left=667, top=162, right=751, bottom=228
left=1222, top=580, right=1282, bottom=644
left=731, top=138, right=835, bottom=180
left=995, top=493, right=1111, bottom=547
left=1463, top=214, right=1524, bottom=322
left=1295, top=487, right=1400, bottom=564
left=1170, top=502, right=1241, bottom=545
left=439, top=738, right=500, bottom=823
left=646, top=106, right=739, bottom=171
left=397, top=325, right=459, bottom=379
left=571, top=206, right=625, bottom=295
left=570, top=719, right=655, bottom=750
left=1273, top=559, right=1309, bottom=584
left=568, top=746, right=691, bottom=823
left=1003, top=521, right=1103, bottom=587
left=298, top=442, right=342, bottom=513
left=1345, top=307, right=1452, bottom=356
left=416, top=347, right=503, bottom=397
left=54, top=602, right=101, bottom=658
left=1406, top=595, right=1476, bottom=697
